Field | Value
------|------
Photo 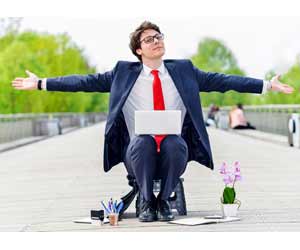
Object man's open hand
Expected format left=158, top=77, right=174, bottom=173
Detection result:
left=270, top=75, right=294, bottom=94
left=12, top=70, right=39, bottom=90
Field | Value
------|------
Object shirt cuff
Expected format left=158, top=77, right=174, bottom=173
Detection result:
left=261, top=80, right=271, bottom=94
left=42, top=78, right=47, bottom=90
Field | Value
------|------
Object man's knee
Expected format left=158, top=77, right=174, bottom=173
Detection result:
left=160, top=135, right=188, bottom=155
left=158, top=135, right=188, bottom=179
left=130, top=135, right=157, bottom=154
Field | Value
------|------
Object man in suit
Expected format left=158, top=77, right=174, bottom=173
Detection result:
left=12, top=21, right=294, bottom=222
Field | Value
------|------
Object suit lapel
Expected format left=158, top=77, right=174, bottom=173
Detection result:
left=126, top=62, right=143, bottom=91
left=118, top=62, right=143, bottom=110
left=107, top=62, right=142, bottom=134
left=164, top=61, right=190, bottom=111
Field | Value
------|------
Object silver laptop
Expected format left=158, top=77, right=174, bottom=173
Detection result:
left=134, top=110, right=182, bottom=135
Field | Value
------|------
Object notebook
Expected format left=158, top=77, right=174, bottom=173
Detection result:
left=73, top=217, right=109, bottom=224
left=168, top=216, right=241, bottom=226
left=134, top=110, right=182, bottom=135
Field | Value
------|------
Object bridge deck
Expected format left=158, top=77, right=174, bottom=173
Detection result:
left=1, top=122, right=299, bottom=231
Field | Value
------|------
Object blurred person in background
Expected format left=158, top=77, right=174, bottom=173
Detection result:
left=205, top=103, right=219, bottom=127
left=229, top=103, right=256, bottom=130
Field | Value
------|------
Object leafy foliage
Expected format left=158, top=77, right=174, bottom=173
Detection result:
left=0, top=30, right=109, bottom=113
left=191, top=37, right=300, bottom=107
left=222, top=186, right=236, bottom=204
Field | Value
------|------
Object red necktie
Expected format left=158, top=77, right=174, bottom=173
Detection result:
left=151, top=69, right=166, bottom=153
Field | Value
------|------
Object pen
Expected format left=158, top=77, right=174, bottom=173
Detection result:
left=111, top=201, right=115, bottom=213
left=114, top=200, right=118, bottom=213
left=101, top=201, right=111, bottom=214
left=108, top=199, right=112, bottom=213
left=117, top=201, right=124, bottom=214
left=110, top=198, right=113, bottom=212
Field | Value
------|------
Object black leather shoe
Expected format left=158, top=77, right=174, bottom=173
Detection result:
left=139, top=197, right=157, bottom=222
left=157, top=199, right=175, bottom=221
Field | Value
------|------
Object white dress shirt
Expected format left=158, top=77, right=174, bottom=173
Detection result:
left=122, top=63, right=187, bottom=140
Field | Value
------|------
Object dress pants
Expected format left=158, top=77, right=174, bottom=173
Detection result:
left=124, top=135, right=188, bottom=201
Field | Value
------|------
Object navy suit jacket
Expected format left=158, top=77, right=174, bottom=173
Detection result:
left=46, top=59, right=263, bottom=172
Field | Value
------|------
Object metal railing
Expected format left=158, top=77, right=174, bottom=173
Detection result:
left=2, top=105, right=299, bottom=145
left=0, top=112, right=107, bottom=144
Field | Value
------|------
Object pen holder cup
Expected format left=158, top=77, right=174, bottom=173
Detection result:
left=109, top=213, right=119, bottom=226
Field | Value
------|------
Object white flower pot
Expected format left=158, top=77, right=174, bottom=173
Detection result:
left=221, top=201, right=241, bottom=217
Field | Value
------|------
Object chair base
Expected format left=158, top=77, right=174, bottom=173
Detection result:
left=135, top=178, right=187, bottom=217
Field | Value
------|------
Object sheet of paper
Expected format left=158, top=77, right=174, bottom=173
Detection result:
left=169, top=216, right=241, bottom=226
left=73, top=217, right=109, bottom=224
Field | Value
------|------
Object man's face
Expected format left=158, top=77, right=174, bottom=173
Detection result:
left=136, top=29, right=165, bottom=61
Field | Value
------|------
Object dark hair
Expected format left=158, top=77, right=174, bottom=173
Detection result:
left=129, top=21, right=161, bottom=62
left=237, top=103, right=243, bottom=109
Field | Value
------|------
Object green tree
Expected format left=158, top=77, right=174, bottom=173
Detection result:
left=191, top=38, right=251, bottom=107
left=0, top=28, right=109, bottom=114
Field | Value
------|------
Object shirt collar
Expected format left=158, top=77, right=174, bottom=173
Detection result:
left=142, top=62, right=166, bottom=76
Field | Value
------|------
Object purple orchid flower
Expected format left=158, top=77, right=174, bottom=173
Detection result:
left=235, top=175, right=242, bottom=181
left=220, top=161, right=242, bottom=186
left=223, top=174, right=234, bottom=185
left=233, top=161, right=242, bottom=182
left=234, top=161, right=241, bottom=173
left=219, top=162, right=228, bottom=175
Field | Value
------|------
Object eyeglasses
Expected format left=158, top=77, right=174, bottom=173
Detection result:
left=140, top=33, right=164, bottom=44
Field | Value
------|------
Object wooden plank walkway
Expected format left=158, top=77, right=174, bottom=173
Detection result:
left=1, top=122, right=300, bottom=231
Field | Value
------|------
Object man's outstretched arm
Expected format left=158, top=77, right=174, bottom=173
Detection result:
left=12, top=62, right=119, bottom=93
left=192, top=64, right=294, bottom=95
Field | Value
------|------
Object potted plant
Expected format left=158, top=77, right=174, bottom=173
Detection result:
left=219, top=161, right=242, bottom=217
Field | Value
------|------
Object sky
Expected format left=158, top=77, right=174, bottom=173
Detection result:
left=19, top=16, right=300, bottom=79
left=0, top=0, right=294, bottom=79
